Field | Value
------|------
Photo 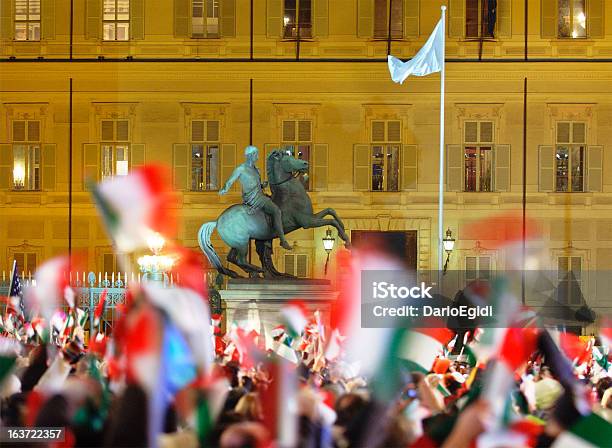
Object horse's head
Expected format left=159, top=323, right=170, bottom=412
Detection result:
left=266, top=149, right=309, bottom=183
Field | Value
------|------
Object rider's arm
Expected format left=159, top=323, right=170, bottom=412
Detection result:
left=219, top=167, right=241, bottom=195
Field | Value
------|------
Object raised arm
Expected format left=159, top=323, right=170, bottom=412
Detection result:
left=219, top=166, right=241, bottom=195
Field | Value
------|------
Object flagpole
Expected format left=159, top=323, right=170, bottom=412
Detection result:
left=438, top=5, right=446, bottom=276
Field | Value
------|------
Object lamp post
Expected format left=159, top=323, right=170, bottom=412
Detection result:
left=137, top=232, right=175, bottom=285
left=322, top=228, right=335, bottom=275
left=442, top=228, right=455, bottom=275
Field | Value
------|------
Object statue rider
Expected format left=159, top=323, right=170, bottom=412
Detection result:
left=219, top=145, right=293, bottom=251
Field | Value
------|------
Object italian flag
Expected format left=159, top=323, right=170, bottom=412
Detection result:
left=281, top=301, right=309, bottom=338
left=371, top=327, right=453, bottom=402
left=396, top=327, right=455, bottom=374
left=31, top=255, right=71, bottom=322
left=551, top=413, right=612, bottom=448
left=91, top=165, right=176, bottom=253
left=548, top=329, right=591, bottom=365
left=483, top=327, right=539, bottom=426
left=261, top=358, right=298, bottom=447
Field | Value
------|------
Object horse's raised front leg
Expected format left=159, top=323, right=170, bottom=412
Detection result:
left=298, top=215, right=350, bottom=248
left=313, top=208, right=346, bottom=231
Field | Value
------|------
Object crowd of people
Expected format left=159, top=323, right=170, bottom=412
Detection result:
left=0, top=260, right=611, bottom=448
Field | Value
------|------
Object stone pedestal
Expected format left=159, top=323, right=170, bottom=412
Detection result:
left=220, top=278, right=338, bottom=344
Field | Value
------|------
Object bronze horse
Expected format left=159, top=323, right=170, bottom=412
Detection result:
left=198, top=150, right=350, bottom=278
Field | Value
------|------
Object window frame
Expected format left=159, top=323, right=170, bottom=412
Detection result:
left=557, top=255, right=583, bottom=306
left=465, top=254, right=494, bottom=284
left=557, top=0, right=587, bottom=39
left=554, top=121, right=586, bottom=193
left=103, top=0, right=130, bottom=41
left=281, top=119, right=312, bottom=190
left=283, top=0, right=312, bottom=39
left=11, top=119, right=42, bottom=191
left=463, top=120, right=495, bottom=193
left=369, top=120, right=402, bottom=192
left=464, top=0, right=495, bottom=39
left=191, top=0, right=220, bottom=39
left=100, top=119, right=130, bottom=180
left=283, top=252, right=310, bottom=278
left=190, top=119, right=221, bottom=192
left=14, top=0, right=41, bottom=41
left=373, top=0, right=404, bottom=39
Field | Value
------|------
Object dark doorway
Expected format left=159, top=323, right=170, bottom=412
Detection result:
left=350, top=230, right=418, bottom=271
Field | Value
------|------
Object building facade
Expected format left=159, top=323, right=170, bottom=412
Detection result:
left=0, top=0, right=611, bottom=325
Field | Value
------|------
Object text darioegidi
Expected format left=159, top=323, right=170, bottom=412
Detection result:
left=372, top=305, right=494, bottom=320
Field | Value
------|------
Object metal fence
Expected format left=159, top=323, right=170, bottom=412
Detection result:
left=1, top=269, right=223, bottom=336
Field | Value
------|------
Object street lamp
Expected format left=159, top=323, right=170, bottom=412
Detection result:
left=322, top=228, right=335, bottom=275
left=137, top=232, right=175, bottom=284
left=442, top=228, right=455, bottom=274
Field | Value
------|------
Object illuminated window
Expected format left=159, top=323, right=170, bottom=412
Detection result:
left=103, top=0, right=130, bottom=41
left=282, top=120, right=312, bottom=190
left=283, top=0, right=312, bottom=39
left=555, top=122, right=585, bottom=192
left=464, top=121, right=494, bottom=192
left=371, top=120, right=401, bottom=192
left=191, top=120, right=220, bottom=191
left=11, top=120, right=40, bottom=191
left=101, top=119, right=130, bottom=179
left=14, top=0, right=41, bottom=41
left=465, top=0, right=495, bottom=38
left=374, top=0, right=403, bottom=39
left=192, top=0, right=219, bottom=38
left=558, top=0, right=586, bottom=38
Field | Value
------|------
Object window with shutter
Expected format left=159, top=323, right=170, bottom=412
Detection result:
left=192, top=0, right=220, bottom=38
left=103, top=0, right=130, bottom=41
left=283, top=0, right=312, bottom=39
left=190, top=120, right=221, bottom=191
left=100, top=119, right=130, bottom=179
left=465, top=256, right=492, bottom=283
left=13, top=252, right=37, bottom=274
left=465, top=0, right=494, bottom=38
left=11, top=120, right=41, bottom=191
left=555, top=121, right=586, bottom=192
left=557, top=0, right=587, bottom=38
left=557, top=256, right=582, bottom=305
left=14, top=0, right=41, bottom=41
left=587, top=145, right=603, bottom=193
left=284, top=253, right=309, bottom=278
left=463, top=121, right=494, bottom=192
left=374, top=0, right=403, bottom=38
left=282, top=119, right=312, bottom=190
left=369, top=120, right=401, bottom=192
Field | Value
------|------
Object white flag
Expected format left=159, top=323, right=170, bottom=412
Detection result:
left=388, top=18, right=444, bottom=83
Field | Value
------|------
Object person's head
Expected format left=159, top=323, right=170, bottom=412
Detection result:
left=234, top=392, right=262, bottom=421
left=245, top=145, right=259, bottom=162
left=220, top=422, right=269, bottom=448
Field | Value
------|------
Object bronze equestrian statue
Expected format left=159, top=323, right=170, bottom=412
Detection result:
left=198, top=145, right=350, bottom=278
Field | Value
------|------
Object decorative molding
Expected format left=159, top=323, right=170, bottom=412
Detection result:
left=546, top=103, right=595, bottom=121
left=3, top=103, right=49, bottom=120
left=92, top=102, right=139, bottom=118
left=181, top=102, right=229, bottom=119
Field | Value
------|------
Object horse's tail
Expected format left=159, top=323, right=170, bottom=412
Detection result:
left=198, top=221, right=223, bottom=271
